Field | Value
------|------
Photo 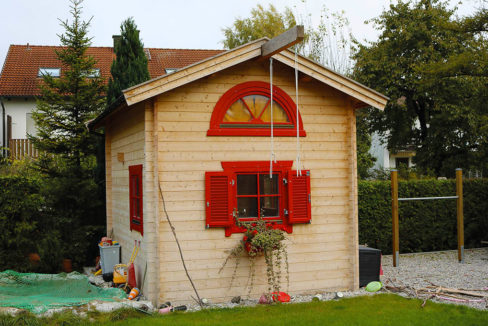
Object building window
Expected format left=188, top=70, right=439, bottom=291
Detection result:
left=165, top=68, right=177, bottom=74
left=84, top=68, right=100, bottom=78
left=237, top=173, right=281, bottom=221
left=129, top=165, right=143, bottom=235
left=205, top=161, right=311, bottom=236
left=207, top=81, right=306, bottom=137
left=26, top=113, right=37, bottom=137
left=395, top=157, right=409, bottom=169
left=38, top=68, right=60, bottom=77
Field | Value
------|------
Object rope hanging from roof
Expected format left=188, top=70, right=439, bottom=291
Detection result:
left=269, top=57, right=276, bottom=178
left=294, top=50, right=302, bottom=176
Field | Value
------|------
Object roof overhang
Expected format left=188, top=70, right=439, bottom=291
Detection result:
left=123, top=38, right=387, bottom=110
left=88, top=95, right=127, bottom=130
left=92, top=37, right=388, bottom=128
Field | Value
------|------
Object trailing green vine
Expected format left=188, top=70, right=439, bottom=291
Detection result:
left=219, top=218, right=289, bottom=297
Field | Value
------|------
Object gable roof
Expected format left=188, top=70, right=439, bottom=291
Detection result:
left=122, top=38, right=388, bottom=110
left=0, top=44, right=223, bottom=97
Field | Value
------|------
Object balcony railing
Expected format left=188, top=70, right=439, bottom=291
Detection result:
left=9, top=139, right=39, bottom=160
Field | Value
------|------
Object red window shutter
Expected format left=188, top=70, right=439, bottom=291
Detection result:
left=288, top=170, right=311, bottom=224
left=205, top=171, right=234, bottom=228
left=129, top=165, right=143, bottom=235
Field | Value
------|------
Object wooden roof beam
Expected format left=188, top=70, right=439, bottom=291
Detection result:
left=261, top=25, right=304, bottom=58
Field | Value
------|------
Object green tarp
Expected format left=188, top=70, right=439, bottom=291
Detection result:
left=0, top=270, right=126, bottom=313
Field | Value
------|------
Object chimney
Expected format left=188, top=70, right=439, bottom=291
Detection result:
left=112, top=35, right=122, bottom=50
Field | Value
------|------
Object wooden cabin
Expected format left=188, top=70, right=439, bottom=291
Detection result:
left=89, top=36, right=387, bottom=305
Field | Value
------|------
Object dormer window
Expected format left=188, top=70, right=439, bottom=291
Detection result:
left=38, top=68, right=60, bottom=77
left=85, top=68, right=100, bottom=78
left=165, top=68, right=177, bottom=74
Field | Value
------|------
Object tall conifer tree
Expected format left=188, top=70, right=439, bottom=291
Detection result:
left=107, top=18, right=150, bottom=105
left=28, top=0, right=106, bottom=269
left=30, top=0, right=105, bottom=174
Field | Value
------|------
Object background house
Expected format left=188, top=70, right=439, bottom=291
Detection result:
left=369, top=132, right=415, bottom=171
left=0, top=41, right=222, bottom=158
left=89, top=38, right=387, bottom=305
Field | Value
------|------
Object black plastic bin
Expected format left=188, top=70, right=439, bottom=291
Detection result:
left=359, top=246, right=381, bottom=287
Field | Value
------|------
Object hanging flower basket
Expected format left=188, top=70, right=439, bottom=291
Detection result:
left=243, top=230, right=261, bottom=254
left=220, top=218, right=289, bottom=295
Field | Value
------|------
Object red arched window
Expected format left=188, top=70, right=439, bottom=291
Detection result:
left=207, top=81, right=306, bottom=137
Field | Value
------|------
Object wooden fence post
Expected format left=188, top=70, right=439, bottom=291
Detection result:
left=456, top=168, right=464, bottom=263
left=391, top=170, right=399, bottom=267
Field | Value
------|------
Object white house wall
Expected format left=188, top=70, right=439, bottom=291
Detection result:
left=370, top=132, right=390, bottom=170
left=3, top=98, right=37, bottom=139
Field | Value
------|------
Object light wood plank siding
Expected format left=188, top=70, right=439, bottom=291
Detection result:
left=105, top=131, right=113, bottom=232
left=154, top=60, right=358, bottom=304
left=105, top=103, right=148, bottom=296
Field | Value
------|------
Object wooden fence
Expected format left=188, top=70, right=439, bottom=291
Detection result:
left=8, top=139, right=39, bottom=160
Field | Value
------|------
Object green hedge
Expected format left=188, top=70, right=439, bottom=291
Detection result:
left=358, top=179, right=488, bottom=254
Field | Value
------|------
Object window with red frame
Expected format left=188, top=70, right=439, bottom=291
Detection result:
left=207, top=81, right=306, bottom=137
left=129, top=165, right=143, bottom=235
left=205, top=161, right=311, bottom=236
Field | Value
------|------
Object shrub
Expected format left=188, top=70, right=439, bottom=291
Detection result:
left=358, top=178, right=488, bottom=254
left=0, top=175, right=46, bottom=271
left=0, top=160, right=105, bottom=273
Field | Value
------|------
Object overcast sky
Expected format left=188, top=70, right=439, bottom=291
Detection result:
left=0, top=0, right=482, bottom=67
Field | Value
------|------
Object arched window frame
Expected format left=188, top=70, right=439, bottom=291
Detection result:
left=207, top=81, right=306, bottom=137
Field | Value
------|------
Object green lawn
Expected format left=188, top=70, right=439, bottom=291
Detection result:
left=1, top=294, right=487, bottom=326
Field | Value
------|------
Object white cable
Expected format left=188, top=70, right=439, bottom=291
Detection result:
left=270, top=57, right=275, bottom=178
left=295, top=51, right=302, bottom=176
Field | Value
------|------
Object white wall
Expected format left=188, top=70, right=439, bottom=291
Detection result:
left=3, top=98, right=37, bottom=139
left=0, top=105, right=4, bottom=149
left=369, top=132, right=390, bottom=170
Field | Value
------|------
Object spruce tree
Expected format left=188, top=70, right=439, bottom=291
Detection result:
left=31, top=0, right=105, bottom=174
left=107, top=18, right=150, bottom=105
left=28, top=0, right=106, bottom=270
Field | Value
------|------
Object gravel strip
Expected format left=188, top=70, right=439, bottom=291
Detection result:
left=4, top=249, right=484, bottom=316
left=381, top=247, right=488, bottom=310
left=185, top=248, right=488, bottom=312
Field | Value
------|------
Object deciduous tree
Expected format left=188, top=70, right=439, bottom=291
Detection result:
left=222, top=4, right=296, bottom=50
left=353, top=0, right=488, bottom=176
left=223, top=3, right=375, bottom=178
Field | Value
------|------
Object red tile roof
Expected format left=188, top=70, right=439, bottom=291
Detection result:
left=0, top=44, right=224, bottom=97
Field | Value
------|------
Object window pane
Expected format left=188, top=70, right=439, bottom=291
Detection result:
left=260, top=101, right=289, bottom=123
left=87, top=68, right=100, bottom=78
left=259, top=174, right=279, bottom=194
left=131, top=199, right=137, bottom=216
left=38, top=68, right=60, bottom=77
left=238, top=197, right=258, bottom=218
left=237, top=174, right=257, bottom=195
left=135, top=200, right=140, bottom=218
left=135, top=176, right=140, bottom=196
left=130, top=176, right=136, bottom=196
left=26, top=113, right=37, bottom=136
left=223, top=99, right=252, bottom=122
left=260, top=197, right=279, bottom=217
left=242, top=95, right=269, bottom=119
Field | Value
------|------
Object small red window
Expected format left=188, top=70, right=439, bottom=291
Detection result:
left=207, top=81, right=306, bottom=137
left=129, top=164, right=143, bottom=235
left=205, top=161, right=311, bottom=236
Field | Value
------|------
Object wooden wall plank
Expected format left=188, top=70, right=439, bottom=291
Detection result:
left=110, top=58, right=359, bottom=305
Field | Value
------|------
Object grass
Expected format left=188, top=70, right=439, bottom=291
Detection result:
left=0, top=294, right=487, bottom=326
